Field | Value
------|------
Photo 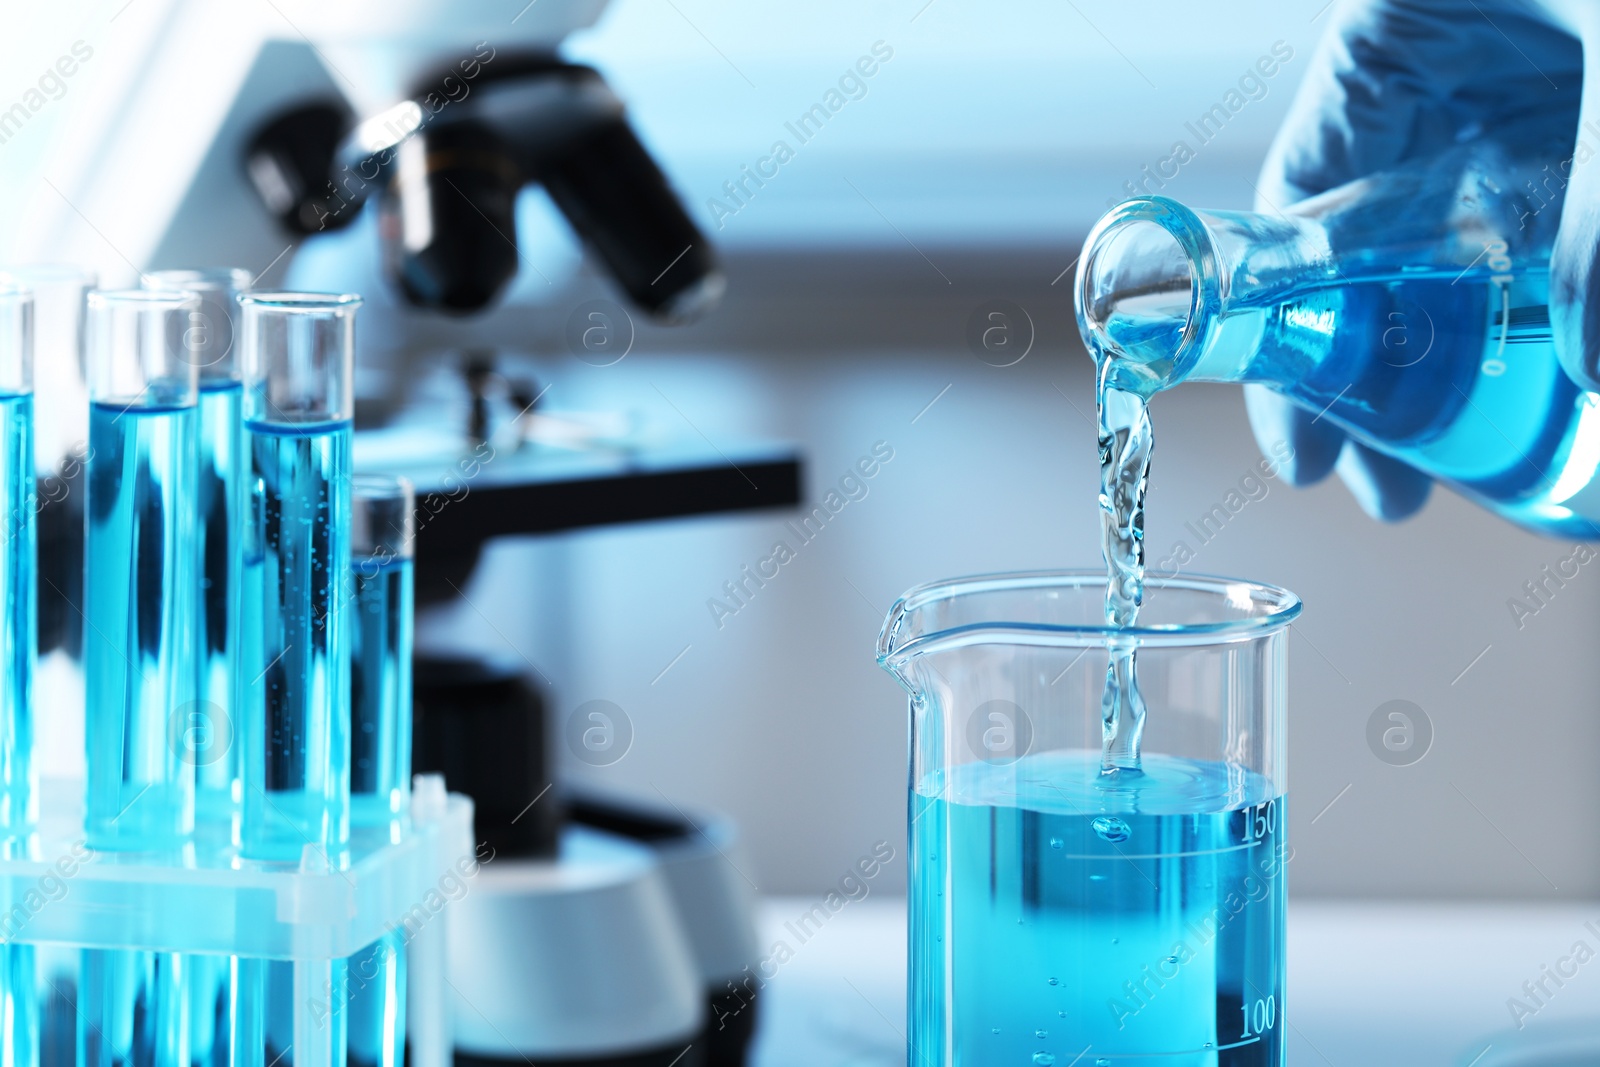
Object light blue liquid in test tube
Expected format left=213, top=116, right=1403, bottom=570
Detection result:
left=0, top=384, right=34, bottom=828
left=347, top=474, right=413, bottom=1067
left=0, top=288, right=37, bottom=834
left=349, top=474, right=413, bottom=832
left=0, top=287, right=38, bottom=1067
left=0, top=266, right=95, bottom=780
left=81, top=288, right=201, bottom=1067
left=142, top=268, right=251, bottom=1067
left=235, top=292, right=359, bottom=1067
left=237, top=291, right=359, bottom=863
left=84, top=289, right=201, bottom=846
left=142, top=268, right=251, bottom=819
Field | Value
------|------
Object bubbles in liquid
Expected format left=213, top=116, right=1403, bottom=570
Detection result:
left=1033, top=1055, right=1056, bottom=1066
left=1047, top=977, right=1059, bottom=986
left=1049, top=836, right=1064, bottom=850
left=1092, top=815, right=1132, bottom=842
left=1035, top=1029, right=1047, bottom=1038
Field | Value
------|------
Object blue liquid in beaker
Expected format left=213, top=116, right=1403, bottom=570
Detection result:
left=240, top=418, right=351, bottom=863
left=912, top=752, right=1285, bottom=1066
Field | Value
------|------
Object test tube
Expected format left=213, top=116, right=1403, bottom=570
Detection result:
left=235, top=293, right=357, bottom=1067
left=0, top=286, right=37, bottom=1067
left=347, top=475, right=412, bottom=1067
left=80, top=289, right=199, bottom=1067
left=349, top=474, right=414, bottom=830
left=0, top=287, right=35, bottom=834
left=237, top=292, right=359, bottom=864
left=142, top=268, right=251, bottom=821
left=140, top=270, right=250, bottom=1067
left=83, top=289, right=201, bottom=848
left=0, top=266, right=93, bottom=786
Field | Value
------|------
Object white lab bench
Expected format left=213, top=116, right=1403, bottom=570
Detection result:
left=748, top=898, right=1600, bottom=1066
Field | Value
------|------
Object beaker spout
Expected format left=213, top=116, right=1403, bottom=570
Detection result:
left=875, top=592, right=920, bottom=696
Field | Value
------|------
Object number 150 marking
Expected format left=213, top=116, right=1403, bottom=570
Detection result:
left=1242, top=799, right=1278, bottom=844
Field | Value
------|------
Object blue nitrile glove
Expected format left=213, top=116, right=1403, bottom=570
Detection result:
left=1250, top=0, right=1600, bottom=520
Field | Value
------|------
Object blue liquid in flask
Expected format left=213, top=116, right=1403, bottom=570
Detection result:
left=1090, top=200, right=1600, bottom=537
left=913, top=752, right=1285, bottom=1066
left=240, top=418, right=351, bottom=863
left=1105, top=266, right=1575, bottom=494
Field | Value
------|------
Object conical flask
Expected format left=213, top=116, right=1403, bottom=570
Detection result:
left=1076, top=136, right=1600, bottom=537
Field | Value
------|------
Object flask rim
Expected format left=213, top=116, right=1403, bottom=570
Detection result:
left=1075, top=195, right=1219, bottom=394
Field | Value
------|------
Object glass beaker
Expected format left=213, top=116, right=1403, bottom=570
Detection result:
left=878, top=570, right=1298, bottom=1067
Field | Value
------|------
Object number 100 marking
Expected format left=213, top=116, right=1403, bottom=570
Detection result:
left=1241, top=995, right=1277, bottom=1038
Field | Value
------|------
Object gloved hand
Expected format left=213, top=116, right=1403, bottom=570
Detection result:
left=1250, top=0, right=1598, bottom=520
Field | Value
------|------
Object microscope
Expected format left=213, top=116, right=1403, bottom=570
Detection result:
left=19, top=1, right=798, bottom=1064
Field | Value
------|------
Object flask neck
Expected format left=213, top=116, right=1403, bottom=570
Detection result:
left=1076, top=196, right=1330, bottom=396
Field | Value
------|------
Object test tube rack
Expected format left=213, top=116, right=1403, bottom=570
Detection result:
left=0, top=776, right=474, bottom=1067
